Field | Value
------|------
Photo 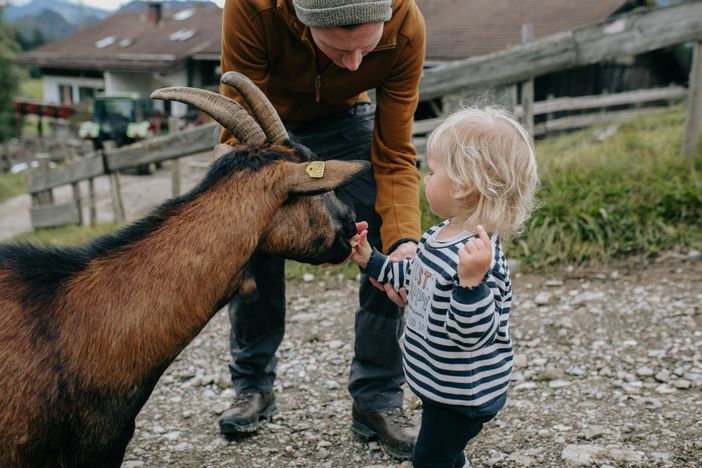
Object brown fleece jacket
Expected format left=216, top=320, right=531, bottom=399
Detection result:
left=220, top=0, right=426, bottom=251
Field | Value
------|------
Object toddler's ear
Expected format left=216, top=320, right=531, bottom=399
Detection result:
left=454, top=189, right=479, bottom=205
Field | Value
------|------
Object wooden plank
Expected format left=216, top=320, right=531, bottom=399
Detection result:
left=420, top=31, right=577, bottom=100
left=27, top=152, right=104, bottom=193
left=71, top=182, right=83, bottom=225
left=414, top=87, right=686, bottom=136
left=419, top=1, right=702, bottom=100
left=88, top=178, right=97, bottom=227
left=413, top=136, right=427, bottom=167
left=574, top=4, right=702, bottom=64
left=520, top=24, right=535, bottom=139
left=109, top=172, right=125, bottom=223
left=105, top=122, right=217, bottom=171
left=533, top=108, right=653, bottom=135
left=34, top=154, right=54, bottom=204
left=412, top=118, right=443, bottom=135
left=683, top=42, right=702, bottom=157
left=30, top=202, right=81, bottom=229
left=517, top=86, right=687, bottom=116
left=170, top=117, right=183, bottom=197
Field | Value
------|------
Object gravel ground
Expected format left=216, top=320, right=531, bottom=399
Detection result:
left=122, top=252, right=702, bottom=468
left=3, top=156, right=700, bottom=467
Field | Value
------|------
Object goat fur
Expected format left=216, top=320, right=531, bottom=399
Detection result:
left=0, top=143, right=368, bottom=467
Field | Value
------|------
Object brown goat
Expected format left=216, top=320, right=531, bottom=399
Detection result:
left=0, top=72, right=368, bottom=467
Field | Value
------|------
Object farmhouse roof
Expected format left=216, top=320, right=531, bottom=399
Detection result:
left=416, top=0, right=633, bottom=62
left=14, top=6, right=222, bottom=73
left=16, top=0, right=635, bottom=71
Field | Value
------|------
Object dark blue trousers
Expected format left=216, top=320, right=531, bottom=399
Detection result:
left=413, top=402, right=496, bottom=468
left=227, top=102, right=406, bottom=412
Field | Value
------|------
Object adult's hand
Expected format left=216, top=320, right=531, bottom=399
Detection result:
left=389, top=241, right=417, bottom=262
left=369, top=241, right=417, bottom=307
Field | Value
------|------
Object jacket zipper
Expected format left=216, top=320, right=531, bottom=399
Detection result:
left=314, top=75, right=321, bottom=102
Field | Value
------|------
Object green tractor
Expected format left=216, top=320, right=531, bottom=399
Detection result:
left=79, top=93, right=166, bottom=174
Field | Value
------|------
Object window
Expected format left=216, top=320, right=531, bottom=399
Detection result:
left=58, top=84, right=73, bottom=105
left=78, top=87, right=97, bottom=104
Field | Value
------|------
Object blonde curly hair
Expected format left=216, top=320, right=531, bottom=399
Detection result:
left=427, top=106, right=539, bottom=239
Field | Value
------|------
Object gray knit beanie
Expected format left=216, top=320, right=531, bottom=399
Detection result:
left=292, top=0, right=392, bottom=28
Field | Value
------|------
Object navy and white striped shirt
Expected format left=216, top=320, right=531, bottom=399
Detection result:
left=367, top=221, right=513, bottom=411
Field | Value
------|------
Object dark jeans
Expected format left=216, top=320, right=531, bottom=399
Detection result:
left=227, top=102, right=405, bottom=412
left=413, top=402, right=496, bottom=468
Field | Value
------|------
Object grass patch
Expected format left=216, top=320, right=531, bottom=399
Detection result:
left=0, top=171, right=26, bottom=203
left=9, top=223, right=120, bottom=246
left=512, top=104, right=702, bottom=269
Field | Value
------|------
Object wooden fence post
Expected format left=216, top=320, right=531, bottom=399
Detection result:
left=169, top=117, right=182, bottom=197
left=35, top=153, right=54, bottom=205
left=520, top=24, right=535, bottom=139
left=71, top=182, right=83, bottom=225
left=683, top=41, right=702, bottom=157
left=88, top=178, right=97, bottom=227
left=103, top=143, right=125, bottom=223
left=510, top=85, right=519, bottom=116
left=109, top=172, right=125, bottom=224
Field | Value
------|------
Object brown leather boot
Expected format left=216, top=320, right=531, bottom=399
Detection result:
left=218, top=392, right=277, bottom=435
left=351, top=404, right=418, bottom=460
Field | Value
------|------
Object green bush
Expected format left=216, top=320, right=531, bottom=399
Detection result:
left=511, top=105, right=702, bottom=268
left=0, top=6, right=20, bottom=143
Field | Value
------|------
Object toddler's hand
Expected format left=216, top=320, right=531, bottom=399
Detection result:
left=348, top=229, right=372, bottom=269
left=457, top=225, right=492, bottom=288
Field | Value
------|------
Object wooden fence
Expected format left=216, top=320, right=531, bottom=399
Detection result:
left=412, top=85, right=689, bottom=157
left=417, top=0, right=702, bottom=155
left=22, top=1, right=702, bottom=229
left=26, top=122, right=217, bottom=228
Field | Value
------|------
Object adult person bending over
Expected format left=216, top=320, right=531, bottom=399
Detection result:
left=217, top=0, right=426, bottom=460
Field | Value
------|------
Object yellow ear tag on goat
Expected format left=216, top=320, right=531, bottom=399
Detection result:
left=305, top=161, right=325, bottom=179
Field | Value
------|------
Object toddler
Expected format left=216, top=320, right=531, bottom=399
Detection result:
left=349, top=106, right=538, bottom=467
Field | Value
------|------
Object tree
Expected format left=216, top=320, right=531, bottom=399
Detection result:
left=0, top=4, right=20, bottom=143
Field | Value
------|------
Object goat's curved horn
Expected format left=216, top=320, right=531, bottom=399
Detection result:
left=150, top=87, right=266, bottom=145
left=220, top=72, right=288, bottom=144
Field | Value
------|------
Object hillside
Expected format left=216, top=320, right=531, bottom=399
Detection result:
left=5, top=0, right=109, bottom=24
left=5, top=0, right=218, bottom=50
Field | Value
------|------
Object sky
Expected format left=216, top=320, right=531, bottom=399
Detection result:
left=10, top=0, right=225, bottom=11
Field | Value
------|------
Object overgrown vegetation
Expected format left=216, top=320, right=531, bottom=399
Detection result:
left=0, top=171, right=26, bottom=203
left=0, top=5, right=21, bottom=143
left=6, top=105, right=702, bottom=277
left=513, top=105, right=702, bottom=269
left=9, top=223, right=119, bottom=246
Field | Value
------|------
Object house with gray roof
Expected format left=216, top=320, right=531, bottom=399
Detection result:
left=15, top=3, right=221, bottom=118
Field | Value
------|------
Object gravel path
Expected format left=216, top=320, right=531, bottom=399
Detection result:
left=122, top=253, right=702, bottom=467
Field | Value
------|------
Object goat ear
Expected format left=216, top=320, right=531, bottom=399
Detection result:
left=286, top=160, right=371, bottom=195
